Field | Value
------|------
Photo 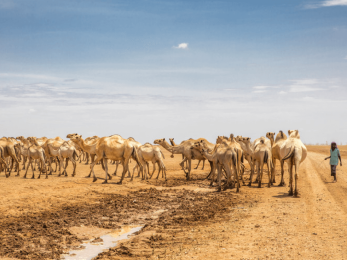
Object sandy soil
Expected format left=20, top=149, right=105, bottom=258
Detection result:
left=0, top=146, right=346, bottom=259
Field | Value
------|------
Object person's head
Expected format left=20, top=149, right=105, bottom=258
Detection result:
left=331, top=142, right=337, bottom=150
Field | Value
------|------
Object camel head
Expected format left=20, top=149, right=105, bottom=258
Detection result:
left=288, top=130, right=300, bottom=139
left=228, top=134, right=236, bottom=142
left=154, top=138, right=165, bottom=145
left=70, top=134, right=83, bottom=143
left=235, top=136, right=243, bottom=141
left=216, top=136, right=229, bottom=144
left=191, top=142, right=205, bottom=152
left=16, top=136, right=25, bottom=141
left=266, top=132, right=275, bottom=141
left=67, top=133, right=78, bottom=139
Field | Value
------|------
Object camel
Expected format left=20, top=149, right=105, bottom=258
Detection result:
left=0, top=146, right=7, bottom=175
left=0, top=139, right=20, bottom=177
left=132, top=143, right=166, bottom=180
left=48, top=141, right=79, bottom=177
left=90, top=135, right=141, bottom=184
left=169, top=137, right=205, bottom=170
left=16, top=136, right=31, bottom=170
left=68, top=134, right=98, bottom=175
left=38, top=137, right=65, bottom=175
left=253, top=136, right=272, bottom=150
left=154, top=138, right=214, bottom=180
left=279, top=130, right=307, bottom=197
left=235, top=135, right=254, bottom=175
left=216, top=135, right=244, bottom=185
left=266, top=131, right=288, bottom=185
left=23, top=145, right=47, bottom=179
left=192, top=140, right=240, bottom=192
left=248, top=139, right=273, bottom=188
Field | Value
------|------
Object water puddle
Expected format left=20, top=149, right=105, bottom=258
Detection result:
left=61, top=226, right=142, bottom=260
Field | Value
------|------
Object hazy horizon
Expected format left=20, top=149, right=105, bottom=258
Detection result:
left=1, top=0, right=346, bottom=145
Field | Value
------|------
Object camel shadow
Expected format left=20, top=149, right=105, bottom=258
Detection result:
left=273, top=192, right=300, bottom=199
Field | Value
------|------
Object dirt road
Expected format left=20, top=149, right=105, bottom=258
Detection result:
left=0, top=146, right=346, bottom=259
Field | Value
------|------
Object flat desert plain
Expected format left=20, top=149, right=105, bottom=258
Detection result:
left=0, top=145, right=346, bottom=260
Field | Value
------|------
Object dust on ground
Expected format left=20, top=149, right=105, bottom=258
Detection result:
left=0, top=148, right=347, bottom=259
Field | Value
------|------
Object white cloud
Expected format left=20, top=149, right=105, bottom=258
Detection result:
left=253, top=90, right=267, bottom=93
left=322, top=0, right=347, bottom=6
left=174, top=43, right=188, bottom=49
left=290, top=79, right=318, bottom=85
left=305, top=0, right=347, bottom=8
left=279, top=91, right=287, bottom=95
left=289, top=85, right=323, bottom=92
left=253, top=86, right=270, bottom=90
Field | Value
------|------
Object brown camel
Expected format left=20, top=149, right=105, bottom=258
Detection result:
left=0, top=139, right=20, bottom=177
left=154, top=138, right=214, bottom=180
left=23, top=145, right=47, bottom=179
left=216, top=135, right=244, bottom=185
left=132, top=143, right=166, bottom=180
left=90, top=135, right=141, bottom=184
left=266, top=131, right=288, bottom=185
left=192, top=140, right=240, bottom=192
left=248, top=139, right=273, bottom=188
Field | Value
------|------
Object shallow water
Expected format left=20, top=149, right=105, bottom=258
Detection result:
left=61, top=226, right=142, bottom=260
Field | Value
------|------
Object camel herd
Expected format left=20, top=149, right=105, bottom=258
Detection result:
left=0, top=130, right=307, bottom=196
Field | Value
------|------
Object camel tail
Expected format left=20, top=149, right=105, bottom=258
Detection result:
left=131, top=147, right=142, bottom=169
left=282, top=146, right=295, bottom=161
left=232, top=153, right=237, bottom=168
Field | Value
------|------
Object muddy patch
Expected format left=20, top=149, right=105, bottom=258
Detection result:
left=0, top=187, right=253, bottom=259
left=62, top=226, right=142, bottom=260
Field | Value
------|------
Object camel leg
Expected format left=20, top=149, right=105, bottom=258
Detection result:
left=102, top=157, right=109, bottom=184
left=64, top=159, right=69, bottom=176
left=179, top=157, right=188, bottom=171
left=85, top=153, right=89, bottom=165
left=90, top=157, right=102, bottom=182
left=118, top=159, right=130, bottom=185
left=209, top=162, right=217, bottom=186
left=278, top=160, right=285, bottom=186
left=155, top=166, right=161, bottom=179
left=258, top=161, right=264, bottom=188
left=271, top=157, right=276, bottom=183
left=288, top=162, right=293, bottom=196
left=30, top=160, right=35, bottom=179
left=201, top=159, right=205, bottom=170
left=132, top=164, right=138, bottom=177
left=113, top=161, right=119, bottom=176
left=217, top=164, right=222, bottom=192
left=23, top=158, right=31, bottom=179
left=267, top=160, right=272, bottom=188
left=248, top=160, right=255, bottom=186
left=293, top=162, right=299, bottom=197
left=150, top=162, right=156, bottom=180
left=194, top=160, right=201, bottom=170
left=186, top=159, right=192, bottom=180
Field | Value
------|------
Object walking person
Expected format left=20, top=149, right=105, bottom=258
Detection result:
left=325, top=142, right=342, bottom=182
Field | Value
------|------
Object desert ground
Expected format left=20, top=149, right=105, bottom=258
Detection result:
left=0, top=145, right=346, bottom=260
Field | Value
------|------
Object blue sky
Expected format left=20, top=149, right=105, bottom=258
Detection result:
left=0, top=0, right=346, bottom=144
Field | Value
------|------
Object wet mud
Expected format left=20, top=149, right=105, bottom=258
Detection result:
left=0, top=186, right=252, bottom=259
